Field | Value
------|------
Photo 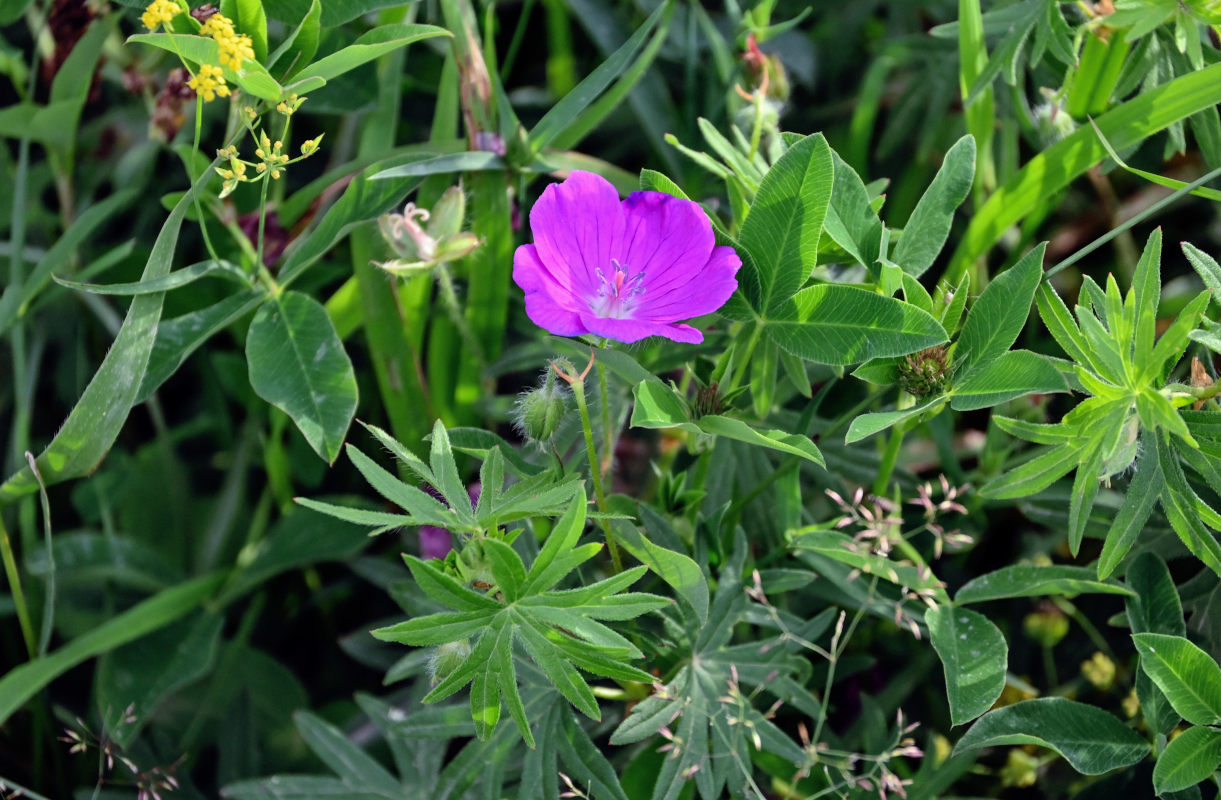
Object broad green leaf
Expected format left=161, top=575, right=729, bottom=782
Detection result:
left=1133, top=633, right=1221, bottom=725
left=764, top=284, right=947, bottom=365
left=246, top=291, right=358, bottom=464
left=293, top=711, right=400, bottom=794
left=126, top=33, right=283, bottom=101
left=0, top=573, right=224, bottom=726
left=953, top=698, right=1149, bottom=774
left=52, top=259, right=246, bottom=295
left=949, top=349, right=1067, bottom=411
left=926, top=605, right=1007, bottom=726
left=893, top=135, right=976, bottom=278
left=267, top=0, right=320, bottom=79
left=955, top=244, right=1045, bottom=378
left=529, top=1, right=668, bottom=153
left=1127, top=552, right=1186, bottom=736
left=292, top=24, right=451, bottom=85
left=1098, top=442, right=1164, bottom=579
left=222, top=0, right=268, bottom=62
left=846, top=397, right=944, bottom=444
left=137, top=293, right=263, bottom=403
left=736, top=133, right=833, bottom=314
left=1153, top=725, right=1221, bottom=794
left=95, top=611, right=224, bottom=748
left=629, top=379, right=823, bottom=464
left=822, top=148, right=883, bottom=275
left=955, top=565, right=1135, bottom=604
left=0, top=183, right=195, bottom=503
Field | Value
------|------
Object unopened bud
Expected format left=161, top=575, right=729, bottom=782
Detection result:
left=513, top=369, right=568, bottom=445
left=428, top=640, right=472, bottom=685
left=428, top=186, right=466, bottom=239
left=898, top=345, right=949, bottom=397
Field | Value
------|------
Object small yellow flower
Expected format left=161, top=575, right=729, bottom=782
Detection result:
left=216, top=32, right=254, bottom=70
left=140, top=0, right=179, bottom=31
left=199, top=13, right=235, bottom=39
left=188, top=64, right=230, bottom=103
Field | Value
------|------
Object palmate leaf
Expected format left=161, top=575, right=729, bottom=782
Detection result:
left=611, top=532, right=811, bottom=800
left=372, top=495, right=666, bottom=746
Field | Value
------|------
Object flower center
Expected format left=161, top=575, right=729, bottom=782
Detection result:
left=592, top=259, right=646, bottom=318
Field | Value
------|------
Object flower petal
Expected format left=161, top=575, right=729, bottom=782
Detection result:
left=616, top=191, right=715, bottom=303
left=530, top=171, right=625, bottom=297
left=513, top=244, right=588, bottom=336
left=578, top=312, right=704, bottom=344
left=633, top=244, right=741, bottom=321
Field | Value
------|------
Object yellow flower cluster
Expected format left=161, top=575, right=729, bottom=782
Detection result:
left=200, top=13, right=254, bottom=70
left=188, top=63, right=230, bottom=102
left=255, top=131, right=289, bottom=180
left=141, top=0, right=179, bottom=31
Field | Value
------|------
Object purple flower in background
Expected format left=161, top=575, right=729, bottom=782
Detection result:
left=512, top=170, right=741, bottom=344
left=418, top=483, right=481, bottom=560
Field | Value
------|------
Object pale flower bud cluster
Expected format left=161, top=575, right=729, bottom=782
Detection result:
left=377, top=186, right=481, bottom=276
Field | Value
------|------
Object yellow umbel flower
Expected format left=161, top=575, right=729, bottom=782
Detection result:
left=199, top=13, right=234, bottom=38
left=188, top=64, right=230, bottom=103
left=217, top=32, right=254, bottom=69
left=199, top=13, right=253, bottom=70
left=140, top=0, right=179, bottom=31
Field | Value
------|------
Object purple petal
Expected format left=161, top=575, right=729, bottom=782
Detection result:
left=513, top=244, right=589, bottom=336
left=617, top=192, right=715, bottom=298
left=633, top=244, right=741, bottom=320
left=578, top=313, right=704, bottom=344
left=419, top=526, right=453, bottom=560
left=529, top=171, right=625, bottom=298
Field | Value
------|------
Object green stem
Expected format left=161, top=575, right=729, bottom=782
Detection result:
left=436, top=263, right=486, bottom=369
left=570, top=375, right=623, bottom=574
left=598, top=360, right=613, bottom=482
left=0, top=513, right=35, bottom=660
left=1053, top=597, right=1113, bottom=656
left=873, top=423, right=905, bottom=496
left=724, top=323, right=763, bottom=394
left=192, top=96, right=220, bottom=263
left=255, top=170, right=270, bottom=275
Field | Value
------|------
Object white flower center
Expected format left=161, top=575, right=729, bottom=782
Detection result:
left=592, top=259, right=646, bottom=318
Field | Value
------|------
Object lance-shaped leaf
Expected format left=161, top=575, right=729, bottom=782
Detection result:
left=953, top=698, right=1149, bottom=775
left=1132, top=633, right=1221, bottom=726
left=372, top=495, right=666, bottom=746
left=1153, top=725, right=1221, bottom=795
left=926, top=605, right=1007, bottom=726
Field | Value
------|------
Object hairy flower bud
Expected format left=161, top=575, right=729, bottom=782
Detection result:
left=428, top=640, right=472, bottom=685
left=898, top=345, right=949, bottom=397
left=513, top=369, right=568, bottom=445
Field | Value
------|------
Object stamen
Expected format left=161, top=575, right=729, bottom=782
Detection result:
left=592, top=259, right=647, bottom=318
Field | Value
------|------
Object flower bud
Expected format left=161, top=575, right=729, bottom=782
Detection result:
left=1081, top=651, right=1116, bottom=690
left=427, top=186, right=466, bottom=240
left=1023, top=607, right=1069, bottom=648
left=428, top=640, right=472, bottom=685
left=898, top=345, right=949, bottom=397
left=513, top=369, right=568, bottom=445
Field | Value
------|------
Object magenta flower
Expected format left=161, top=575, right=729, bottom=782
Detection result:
left=512, top=170, right=741, bottom=344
